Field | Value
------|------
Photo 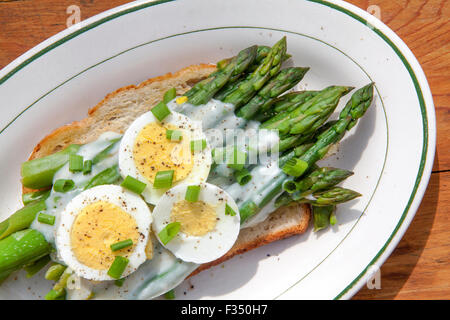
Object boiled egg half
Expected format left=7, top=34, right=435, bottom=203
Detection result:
left=119, top=110, right=212, bottom=205
left=152, top=183, right=240, bottom=264
left=55, top=185, right=152, bottom=281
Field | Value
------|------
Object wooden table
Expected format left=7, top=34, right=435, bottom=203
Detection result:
left=0, top=0, right=448, bottom=300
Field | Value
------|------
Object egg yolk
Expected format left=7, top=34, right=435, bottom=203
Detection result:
left=170, top=200, right=217, bottom=237
left=70, top=201, right=141, bottom=270
left=133, top=122, right=194, bottom=183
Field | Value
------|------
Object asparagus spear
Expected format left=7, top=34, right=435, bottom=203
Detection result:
left=221, top=37, right=287, bottom=107
left=261, top=85, right=354, bottom=135
left=236, top=67, right=309, bottom=120
left=313, top=205, right=335, bottom=231
left=282, top=166, right=354, bottom=194
left=0, top=200, right=46, bottom=240
left=21, top=144, right=80, bottom=189
left=0, top=229, right=51, bottom=279
left=256, top=90, right=319, bottom=121
left=186, top=45, right=258, bottom=105
left=282, top=83, right=374, bottom=178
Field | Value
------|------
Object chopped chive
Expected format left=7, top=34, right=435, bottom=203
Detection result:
left=151, top=101, right=171, bottom=121
left=45, top=264, right=67, bottom=281
left=83, top=160, right=92, bottom=175
left=110, top=239, right=133, bottom=252
left=115, top=278, right=126, bottom=287
left=225, top=203, right=237, bottom=216
left=282, top=158, right=308, bottom=177
left=53, top=179, right=75, bottom=193
left=185, top=185, right=201, bottom=202
left=165, top=289, right=175, bottom=300
left=69, top=154, right=83, bottom=172
left=166, top=129, right=183, bottom=141
left=234, top=168, right=252, bottom=185
left=227, top=147, right=247, bottom=171
left=163, top=88, right=177, bottom=103
left=158, top=222, right=181, bottom=245
left=107, top=256, right=129, bottom=279
left=121, top=175, right=147, bottom=194
left=190, top=139, right=207, bottom=153
left=38, top=213, right=56, bottom=225
left=153, top=170, right=174, bottom=189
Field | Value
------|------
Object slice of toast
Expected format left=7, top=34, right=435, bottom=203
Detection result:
left=23, top=64, right=311, bottom=277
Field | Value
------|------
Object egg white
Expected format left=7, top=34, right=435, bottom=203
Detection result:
left=152, top=183, right=240, bottom=264
left=55, top=185, right=152, bottom=281
left=118, top=110, right=212, bottom=205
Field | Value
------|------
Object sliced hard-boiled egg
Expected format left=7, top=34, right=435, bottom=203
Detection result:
left=118, top=110, right=212, bottom=205
left=55, top=185, right=152, bottom=281
left=152, top=183, right=240, bottom=264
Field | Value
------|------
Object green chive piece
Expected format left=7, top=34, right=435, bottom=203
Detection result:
left=165, top=289, right=175, bottom=300
left=115, top=278, right=125, bottom=287
left=158, top=222, right=181, bottom=245
left=282, top=158, right=308, bottom=177
left=24, top=255, right=51, bottom=278
left=166, top=129, right=183, bottom=141
left=225, top=203, right=237, bottom=216
left=227, top=147, right=247, bottom=171
left=83, top=160, right=92, bottom=175
left=69, top=154, right=83, bottom=172
left=185, top=185, right=201, bottom=202
left=45, top=264, right=67, bottom=281
left=190, top=139, right=207, bottom=153
left=107, top=256, right=129, bottom=279
left=53, top=179, right=75, bottom=193
left=151, top=101, right=171, bottom=121
left=121, top=175, right=147, bottom=194
left=153, top=170, right=174, bottom=189
left=110, top=239, right=133, bottom=252
left=163, top=88, right=177, bottom=103
left=234, top=168, right=252, bottom=185
left=45, top=288, right=66, bottom=300
left=37, top=213, right=55, bottom=225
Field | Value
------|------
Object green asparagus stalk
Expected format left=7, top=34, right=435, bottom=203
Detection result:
left=313, top=205, right=335, bottom=231
left=0, top=200, right=46, bottom=240
left=235, top=67, right=309, bottom=120
left=216, top=45, right=291, bottom=74
left=22, top=189, right=51, bottom=205
left=256, top=90, right=319, bottom=121
left=0, top=229, right=51, bottom=279
left=45, top=268, right=73, bottom=300
left=186, top=45, right=258, bottom=105
left=283, top=167, right=354, bottom=193
left=261, top=86, right=354, bottom=135
left=275, top=167, right=354, bottom=206
left=221, top=37, right=287, bottom=108
left=281, top=83, right=374, bottom=178
left=21, top=144, right=80, bottom=189
left=83, top=165, right=121, bottom=190
left=24, top=255, right=51, bottom=278
left=313, top=187, right=361, bottom=206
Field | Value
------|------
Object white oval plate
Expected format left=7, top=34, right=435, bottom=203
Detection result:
left=0, top=0, right=435, bottom=300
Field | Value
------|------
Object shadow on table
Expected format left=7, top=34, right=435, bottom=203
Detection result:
left=353, top=150, right=439, bottom=299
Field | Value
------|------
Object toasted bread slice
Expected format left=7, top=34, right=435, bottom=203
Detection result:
left=23, top=64, right=311, bottom=277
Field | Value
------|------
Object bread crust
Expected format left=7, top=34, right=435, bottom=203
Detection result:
left=22, top=64, right=311, bottom=277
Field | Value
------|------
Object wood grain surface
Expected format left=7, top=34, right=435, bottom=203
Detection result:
left=0, top=0, right=448, bottom=300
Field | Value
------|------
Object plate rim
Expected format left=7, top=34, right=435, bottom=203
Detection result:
left=0, top=0, right=436, bottom=300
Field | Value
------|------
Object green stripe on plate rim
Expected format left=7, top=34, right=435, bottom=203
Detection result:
left=0, top=0, right=428, bottom=300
